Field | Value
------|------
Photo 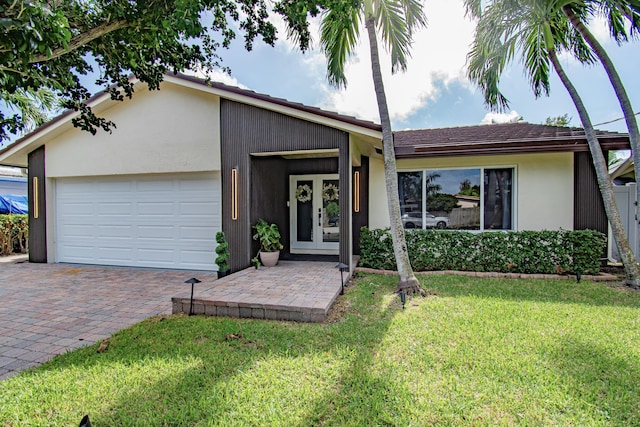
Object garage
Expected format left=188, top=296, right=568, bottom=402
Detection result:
left=55, top=173, right=220, bottom=270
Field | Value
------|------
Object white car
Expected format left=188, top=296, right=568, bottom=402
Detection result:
left=402, top=212, right=449, bottom=229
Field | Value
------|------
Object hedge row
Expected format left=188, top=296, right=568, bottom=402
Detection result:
left=0, top=214, right=28, bottom=256
left=359, top=227, right=606, bottom=275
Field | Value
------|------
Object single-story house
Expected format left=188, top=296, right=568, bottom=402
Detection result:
left=0, top=73, right=630, bottom=272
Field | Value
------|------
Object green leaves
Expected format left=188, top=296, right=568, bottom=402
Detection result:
left=320, top=4, right=360, bottom=88
left=252, top=219, right=284, bottom=252
left=0, top=214, right=28, bottom=256
left=215, top=231, right=231, bottom=271
left=374, top=0, right=426, bottom=73
left=0, top=0, right=280, bottom=141
left=359, top=227, right=606, bottom=275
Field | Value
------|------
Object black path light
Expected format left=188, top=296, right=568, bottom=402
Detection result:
left=335, top=262, right=349, bottom=295
left=184, top=277, right=201, bottom=316
left=399, top=290, right=406, bottom=310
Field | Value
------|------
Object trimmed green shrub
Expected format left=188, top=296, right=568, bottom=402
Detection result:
left=0, top=214, right=28, bottom=256
left=215, top=231, right=230, bottom=272
left=359, top=227, right=606, bottom=275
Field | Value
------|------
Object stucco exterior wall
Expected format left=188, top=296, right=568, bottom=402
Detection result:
left=369, top=152, right=574, bottom=231
left=45, top=82, right=220, bottom=178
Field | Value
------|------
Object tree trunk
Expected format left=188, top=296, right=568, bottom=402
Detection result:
left=563, top=5, right=640, bottom=263
left=364, top=16, right=423, bottom=295
left=549, top=48, right=640, bottom=288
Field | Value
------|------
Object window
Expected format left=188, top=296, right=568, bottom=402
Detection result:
left=398, top=167, right=514, bottom=231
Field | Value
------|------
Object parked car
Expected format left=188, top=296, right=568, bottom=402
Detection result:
left=402, top=212, right=449, bottom=229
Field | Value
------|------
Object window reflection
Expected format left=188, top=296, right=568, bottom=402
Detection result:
left=484, top=169, right=512, bottom=230
left=398, top=167, right=514, bottom=231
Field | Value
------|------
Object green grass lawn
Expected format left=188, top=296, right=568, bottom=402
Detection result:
left=2, top=274, right=640, bottom=426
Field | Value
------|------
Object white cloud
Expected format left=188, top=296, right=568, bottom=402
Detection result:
left=311, top=0, right=476, bottom=123
left=185, top=68, right=249, bottom=89
left=589, top=15, right=613, bottom=45
left=480, top=110, right=523, bottom=124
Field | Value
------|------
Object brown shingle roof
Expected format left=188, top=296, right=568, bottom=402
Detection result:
left=393, top=122, right=630, bottom=157
left=0, top=73, right=382, bottom=162
left=174, top=73, right=382, bottom=131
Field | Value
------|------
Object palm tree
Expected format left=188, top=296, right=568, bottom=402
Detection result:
left=466, top=0, right=640, bottom=286
left=559, top=1, right=640, bottom=240
left=299, top=0, right=426, bottom=294
left=1, top=87, right=59, bottom=135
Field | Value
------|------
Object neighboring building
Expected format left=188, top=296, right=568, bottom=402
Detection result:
left=0, top=166, right=27, bottom=196
left=0, top=74, right=630, bottom=272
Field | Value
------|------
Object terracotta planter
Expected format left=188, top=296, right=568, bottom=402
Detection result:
left=259, top=250, right=280, bottom=267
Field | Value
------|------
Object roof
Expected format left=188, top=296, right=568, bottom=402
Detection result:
left=0, top=73, right=382, bottom=167
left=174, top=74, right=382, bottom=132
left=394, top=122, right=631, bottom=157
left=0, top=74, right=631, bottom=166
left=610, top=156, right=634, bottom=180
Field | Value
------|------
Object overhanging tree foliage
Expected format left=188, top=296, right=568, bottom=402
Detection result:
left=466, top=0, right=640, bottom=287
left=0, top=0, right=281, bottom=141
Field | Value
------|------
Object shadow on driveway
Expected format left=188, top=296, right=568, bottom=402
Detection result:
left=0, top=262, right=217, bottom=380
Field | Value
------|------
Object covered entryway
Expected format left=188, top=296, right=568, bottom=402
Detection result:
left=54, top=172, right=220, bottom=270
left=289, top=174, right=340, bottom=254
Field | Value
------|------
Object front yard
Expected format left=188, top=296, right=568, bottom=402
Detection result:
left=1, top=274, right=639, bottom=426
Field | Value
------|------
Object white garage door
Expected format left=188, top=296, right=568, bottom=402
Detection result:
left=55, top=173, right=220, bottom=270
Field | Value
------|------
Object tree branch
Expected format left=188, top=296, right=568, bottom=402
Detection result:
left=30, top=18, right=129, bottom=63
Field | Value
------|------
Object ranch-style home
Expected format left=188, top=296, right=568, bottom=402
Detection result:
left=0, top=73, right=630, bottom=273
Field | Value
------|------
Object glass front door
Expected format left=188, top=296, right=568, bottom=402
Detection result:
left=290, top=174, right=339, bottom=254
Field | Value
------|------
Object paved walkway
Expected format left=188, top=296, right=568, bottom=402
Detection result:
left=0, top=262, right=218, bottom=380
left=172, top=261, right=344, bottom=322
left=0, top=259, right=343, bottom=380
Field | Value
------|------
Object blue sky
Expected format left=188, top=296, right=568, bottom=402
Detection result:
left=2, top=0, right=638, bottom=149
left=197, top=0, right=639, bottom=135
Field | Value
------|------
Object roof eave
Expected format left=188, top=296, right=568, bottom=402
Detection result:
left=400, top=138, right=630, bottom=158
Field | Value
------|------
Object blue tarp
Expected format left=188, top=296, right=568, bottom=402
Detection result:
left=0, top=194, right=28, bottom=214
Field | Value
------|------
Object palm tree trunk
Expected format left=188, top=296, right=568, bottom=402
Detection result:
left=563, top=5, right=640, bottom=258
left=549, top=48, right=640, bottom=288
left=364, top=15, right=423, bottom=295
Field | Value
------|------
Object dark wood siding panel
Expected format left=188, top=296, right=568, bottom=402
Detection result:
left=352, top=156, right=369, bottom=255
left=574, top=151, right=607, bottom=234
left=339, top=139, right=351, bottom=266
left=28, top=146, right=46, bottom=262
left=250, top=157, right=288, bottom=256
left=250, top=157, right=339, bottom=259
left=288, top=158, right=338, bottom=175
left=220, top=99, right=349, bottom=271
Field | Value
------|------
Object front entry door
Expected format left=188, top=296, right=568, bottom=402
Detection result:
left=290, top=174, right=339, bottom=254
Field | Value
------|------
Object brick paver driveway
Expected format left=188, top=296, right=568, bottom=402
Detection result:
left=0, top=261, right=218, bottom=380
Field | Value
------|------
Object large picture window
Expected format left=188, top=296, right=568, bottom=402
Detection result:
left=398, top=167, right=514, bottom=231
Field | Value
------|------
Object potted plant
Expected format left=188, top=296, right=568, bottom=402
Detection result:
left=252, top=219, right=283, bottom=267
left=215, top=231, right=231, bottom=279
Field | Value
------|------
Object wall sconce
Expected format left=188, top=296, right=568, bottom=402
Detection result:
left=231, top=168, right=238, bottom=220
left=353, top=171, right=360, bottom=213
left=33, top=177, right=39, bottom=219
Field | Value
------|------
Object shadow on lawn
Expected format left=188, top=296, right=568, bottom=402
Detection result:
left=545, top=337, right=640, bottom=425
left=9, top=278, right=408, bottom=426
left=416, top=274, right=640, bottom=309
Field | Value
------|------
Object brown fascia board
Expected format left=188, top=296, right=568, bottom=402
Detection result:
left=0, top=84, right=119, bottom=159
left=0, top=73, right=381, bottom=159
left=172, top=73, right=382, bottom=132
left=404, top=136, right=630, bottom=158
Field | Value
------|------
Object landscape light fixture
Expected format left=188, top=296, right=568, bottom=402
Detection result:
left=400, top=291, right=406, bottom=310
left=335, top=262, right=349, bottom=295
left=184, top=277, right=201, bottom=316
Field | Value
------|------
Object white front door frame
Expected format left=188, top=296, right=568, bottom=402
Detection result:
left=289, top=174, right=340, bottom=255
